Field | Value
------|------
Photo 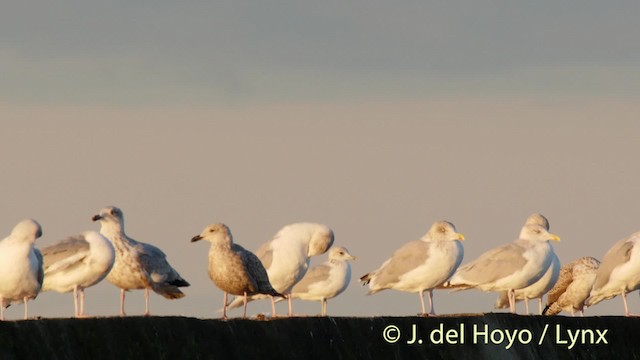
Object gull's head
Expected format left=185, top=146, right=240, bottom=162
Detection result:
left=10, top=219, right=43, bottom=243
left=307, top=224, right=335, bottom=257
left=191, top=223, right=232, bottom=245
left=424, top=220, right=465, bottom=242
left=519, top=223, right=560, bottom=242
left=328, top=246, right=356, bottom=261
left=524, top=213, right=550, bottom=231
left=92, top=206, right=124, bottom=226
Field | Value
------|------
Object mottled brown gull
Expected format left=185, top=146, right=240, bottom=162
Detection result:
left=191, top=223, right=283, bottom=319
left=544, top=256, right=600, bottom=316
left=93, top=206, right=189, bottom=316
left=284, top=246, right=355, bottom=316
left=586, top=231, right=640, bottom=316
left=494, top=213, right=560, bottom=314
left=447, top=223, right=560, bottom=313
left=360, top=220, right=465, bottom=315
left=226, top=222, right=334, bottom=316
left=0, top=219, right=44, bottom=321
left=41, top=231, right=115, bottom=317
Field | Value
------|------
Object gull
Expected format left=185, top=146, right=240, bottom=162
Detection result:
left=92, top=206, right=189, bottom=316
left=544, top=257, right=600, bottom=316
left=0, top=219, right=44, bottom=321
left=40, top=231, right=115, bottom=317
left=586, top=231, right=640, bottom=316
left=226, top=222, right=334, bottom=316
left=447, top=223, right=560, bottom=313
left=191, top=223, right=283, bottom=319
left=285, top=246, right=355, bottom=316
left=494, top=213, right=560, bottom=314
left=360, top=220, right=465, bottom=315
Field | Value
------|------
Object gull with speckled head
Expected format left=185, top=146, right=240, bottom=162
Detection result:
left=284, top=246, right=355, bottom=316
left=40, top=231, right=115, bottom=317
left=544, top=256, right=600, bottom=316
left=92, top=206, right=190, bottom=316
left=586, top=231, right=640, bottom=316
left=494, top=213, right=561, bottom=314
left=0, top=219, right=44, bottom=321
left=191, top=223, right=283, bottom=319
left=360, top=220, right=465, bottom=316
left=447, top=223, right=560, bottom=313
left=226, top=222, right=334, bottom=316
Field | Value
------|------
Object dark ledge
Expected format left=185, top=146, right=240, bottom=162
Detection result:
left=0, top=313, right=637, bottom=359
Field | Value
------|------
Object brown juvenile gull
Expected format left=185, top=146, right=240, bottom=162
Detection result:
left=0, top=219, right=44, bottom=321
left=40, top=231, right=115, bottom=317
left=191, top=223, right=283, bottom=319
left=283, top=246, right=356, bottom=316
left=226, top=222, right=334, bottom=316
left=360, top=220, right=465, bottom=316
left=544, top=257, right=600, bottom=316
left=92, top=206, right=189, bottom=316
left=494, top=213, right=560, bottom=314
left=586, top=231, right=640, bottom=316
left=447, top=223, right=560, bottom=313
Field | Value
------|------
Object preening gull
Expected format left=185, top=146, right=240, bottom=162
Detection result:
left=544, top=257, right=600, bottom=316
left=447, top=223, right=560, bottom=313
left=226, top=222, right=334, bottom=316
left=0, top=219, right=44, bottom=320
left=494, top=213, right=560, bottom=314
left=285, top=246, right=355, bottom=316
left=41, top=231, right=115, bottom=317
left=360, top=220, right=465, bottom=315
left=93, top=206, right=189, bottom=316
left=192, top=223, right=283, bottom=319
left=586, top=231, right=640, bottom=316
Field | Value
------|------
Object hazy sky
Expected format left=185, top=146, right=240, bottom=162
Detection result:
left=1, top=2, right=640, bottom=319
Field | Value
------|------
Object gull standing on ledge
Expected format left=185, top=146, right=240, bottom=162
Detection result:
left=191, top=223, right=283, bottom=319
left=40, top=231, right=115, bottom=317
left=285, top=246, right=356, bottom=316
left=494, top=213, right=560, bottom=314
left=93, top=206, right=189, bottom=316
left=0, top=219, right=44, bottom=321
left=447, top=223, right=560, bottom=313
left=360, top=220, right=465, bottom=316
left=586, top=231, right=640, bottom=316
left=544, top=256, right=600, bottom=316
left=226, top=222, right=334, bottom=316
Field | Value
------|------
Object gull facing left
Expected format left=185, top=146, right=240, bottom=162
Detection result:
left=0, top=219, right=44, bottom=320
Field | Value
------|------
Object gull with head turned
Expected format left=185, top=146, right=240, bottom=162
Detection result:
left=40, top=230, right=115, bottom=317
left=226, top=222, right=334, bottom=316
left=544, top=256, right=600, bottom=316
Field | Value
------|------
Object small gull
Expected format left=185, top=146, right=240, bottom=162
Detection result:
left=447, top=223, right=560, bottom=313
left=191, top=223, right=283, bottom=319
left=284, top=246, right=356, bottom=316
left=360, top=220, right=465, bottom=315
left=544, top=257, right=600, bottom=316
left=226, top=222, right=334, bottom=316
left=494, top=213, right=560, bottom=314
left=93, top=206, right=189, bottom=316
left=40, top=231, right=115, bottom=317
left=0, top=219, right=44, bottom=321
left=586, top=231, right=640, bottom=316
